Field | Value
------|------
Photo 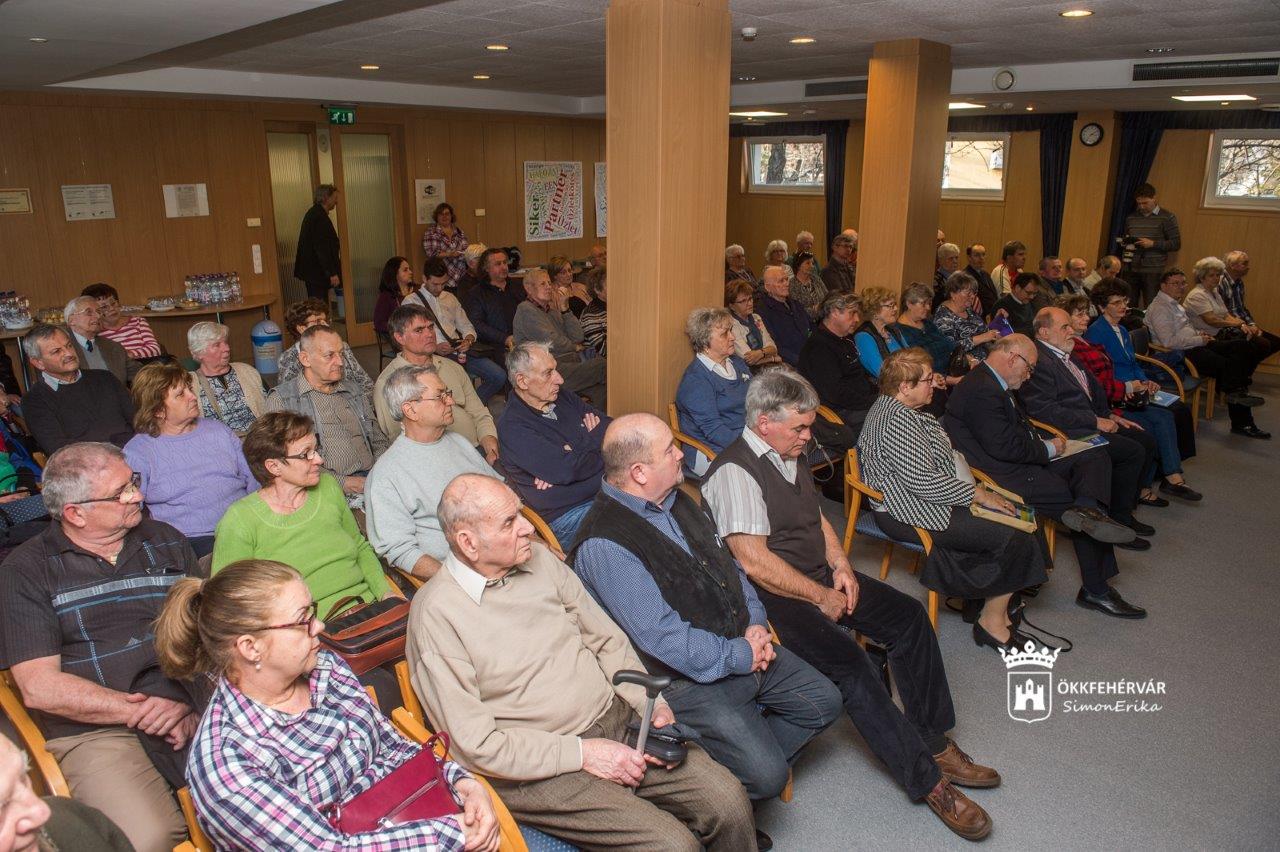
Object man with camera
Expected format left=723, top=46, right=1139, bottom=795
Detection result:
left=1121, top=183, right=1181, bottom=307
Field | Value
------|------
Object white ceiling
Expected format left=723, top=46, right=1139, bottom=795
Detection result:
left=3, top=0, right=1279, bottom=117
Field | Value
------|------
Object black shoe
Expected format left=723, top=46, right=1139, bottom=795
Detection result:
left=1116, top=536, right=1151, bottom=551
left=756, top=829, right=774, bottom=851
left=1019, top=583, right=1043, bottom=598
left=1124, top=517, right=1155, bottom=537
left=1159, top=481, right=1203, bottom=501
left=1225, top=392, right=1265, bottom=407
left=1138, top=493, right=1169, bottom=508
left=972, top=622, right=1019, bottom=654
left=1076, top=587, right=1147, bottom=619
left=1060, top=506, right=1137, bottom=544
left=1231, top=425, right=1272, bottom=440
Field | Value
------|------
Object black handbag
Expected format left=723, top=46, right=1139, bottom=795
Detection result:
left=946, top=345, right=971, bottom=377
left=1121, top=390, right=1150, bottom=411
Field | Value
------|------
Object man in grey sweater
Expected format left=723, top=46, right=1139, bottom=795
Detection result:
left=1122, top=182, right=1181, bottom=306
left=513, top=268, right=607, bottom=409
left=365, top=364, right=500, bottom=580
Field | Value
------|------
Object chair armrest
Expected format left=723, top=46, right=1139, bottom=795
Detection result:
left=1028, top=418, right=1067, bottom=441
left=1135, top=354, right=1185, bottom=399
left=177, top=787, right=214, bottom=852
left=970, top=466, right=1025, bottom=503
left=816, top=405, right=844, bottom=425
left=0, top=672, right=69, bottom=797
left=671, top=429, right=717, bottom=462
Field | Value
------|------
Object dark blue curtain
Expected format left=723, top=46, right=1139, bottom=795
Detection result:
left=948, top=114, right=1076, bottom=256
left=729, top=121, right=850, bottom=253
left=1108, top=110, right=1280, bottom=245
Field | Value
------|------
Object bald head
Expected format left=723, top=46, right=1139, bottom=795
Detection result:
left=438, top=474, right=533, bottom=573
left=602, top=413, right=683, bottom=500
left=987, top=333, right=1038, bottom=389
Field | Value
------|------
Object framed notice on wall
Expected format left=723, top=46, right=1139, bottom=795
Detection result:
left=61, top=184, right=116, bottom=221
left=0, top=189, right=32, bottom=215
left=415, top=179, right=446, bottom=224
left=162, top=183, right=210, bottom=218
left=524, top=161, right=583, bottom=242
left=593, top=162, right=607, bottom=238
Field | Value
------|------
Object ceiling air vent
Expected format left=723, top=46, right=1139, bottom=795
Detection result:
left=804, top=79, right=868, bottom=97
left=1133, top=58, right=1278, bottom=81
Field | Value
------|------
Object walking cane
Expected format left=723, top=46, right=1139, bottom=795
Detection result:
left=611, top=670, right=671, bottom=771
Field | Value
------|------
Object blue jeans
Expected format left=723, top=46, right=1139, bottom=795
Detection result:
left=462, top=355, right=507, bottom=403
left=548, top=500, right=595, bottom=550
left=1123, top=406, right=1183, bottom=476
left=661, top=645, right=842, bottom=800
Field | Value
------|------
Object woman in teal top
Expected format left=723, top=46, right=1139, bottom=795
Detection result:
left=212, top=411, right=390, bottom=619
left=853, top=286, right=907, bottom=376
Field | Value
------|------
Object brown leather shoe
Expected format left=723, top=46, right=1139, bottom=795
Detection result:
left=925, top=779, right=992, bottom=841
left=933, top=739, right=1001, bottom=788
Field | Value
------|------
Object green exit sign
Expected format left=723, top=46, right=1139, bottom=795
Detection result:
left=328, top=106, right=356, bottom=125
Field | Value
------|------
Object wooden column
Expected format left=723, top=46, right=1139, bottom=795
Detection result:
left=605, top=0, right=730, bottom=417
left=1058, top=111, right=1121, bottom=264
left=856, top=39, right=951, bottom=294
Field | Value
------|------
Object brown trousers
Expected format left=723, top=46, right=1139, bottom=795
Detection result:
left=489, top=696, right=754, bottom=852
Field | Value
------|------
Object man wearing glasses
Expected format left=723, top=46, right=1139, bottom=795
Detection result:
left=0, top=442, right=201, bottom=852
left=62, top=295, right=138, bottom=386
left=944, top=335, right=1148, bottom=620
left=366, top=365, right=500, bottom=581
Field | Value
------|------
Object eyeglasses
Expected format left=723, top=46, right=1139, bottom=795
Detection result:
left=414, top=388, right=454, bottom=404
left=1013, top=353, right=1036, bottom=375
left=76, top=472, right=141, bottom=505
left=260, top=601, right=320, bottom=633
left=279, top=442, right=322, bottom=462
left=71, top=307, right=101, bottom=317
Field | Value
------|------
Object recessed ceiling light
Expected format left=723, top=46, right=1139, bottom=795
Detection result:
left=360, top=64, right=379, bottom=70
left=473, top=74, right=490, bottom=80
left=1146, top=47, right=1175, bottom=54
left=28, top=37, right=48, bottom=44
left=948, top=102, right=986, bottom=110
left=789, top=37, right=816, bottom=44
left=1221, top=101, right=1231, bottom=106
left=730, top=110, right=789, bottom=118
left=1172, top=94, right=1255, bottom=102
left=486, top=44, right=509, bottom=51
left=1059, top=9, right=1093, bottom=17
left=736, top=75, right=758, bottom=82
left=802, top=109, right=818, bottom=115
left=1026, top=105, right=1035, bottom=111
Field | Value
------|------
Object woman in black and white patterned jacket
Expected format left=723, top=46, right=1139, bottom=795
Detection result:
left=856, top=347, right=1048, bottom=655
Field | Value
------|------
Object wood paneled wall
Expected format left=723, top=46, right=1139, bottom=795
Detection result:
left=0, top=91, right=604, bottom=343
left=724, top=122, right=864, bottom=272
left=938, top=131, right=1043, bottom=269
left=1146, top=129, right=1280, bottom=345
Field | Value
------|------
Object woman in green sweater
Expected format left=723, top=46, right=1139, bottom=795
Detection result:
left=213, top=411, right=391, bottom=618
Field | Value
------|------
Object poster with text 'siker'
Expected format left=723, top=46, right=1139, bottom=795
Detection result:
left=524, top=161, right=582, bottom=242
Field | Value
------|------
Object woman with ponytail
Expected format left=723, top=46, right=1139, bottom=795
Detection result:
left=155, top=559, right=499, bottom=851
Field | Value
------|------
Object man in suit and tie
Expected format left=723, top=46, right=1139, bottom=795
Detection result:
left=63, top=296, right=138, bottom=386
left=1019, top=308, right=1159, bottom=550
left=944, top=334, right=1148, bottom=620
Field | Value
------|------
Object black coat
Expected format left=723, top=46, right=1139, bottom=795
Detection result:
left=293, top=203, right=341, bottom=285
left=797, top=324, right=877, bottom=415
left=1018, top=341, right=1110, bottom=437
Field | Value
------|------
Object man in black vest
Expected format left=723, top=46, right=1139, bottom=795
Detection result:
left=702, top=370, right=998, bottom=842
left=571, top=414, right=841, bottom=840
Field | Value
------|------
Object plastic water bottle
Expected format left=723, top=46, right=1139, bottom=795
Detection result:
left=251, top=317, right=283, bottom=375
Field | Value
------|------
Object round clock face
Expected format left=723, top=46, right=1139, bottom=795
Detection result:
left=1080, top=122, right=1104, bottom=146
left=992, top=68, right=1015, bottom=91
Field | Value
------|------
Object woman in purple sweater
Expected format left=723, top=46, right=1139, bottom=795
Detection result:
left=124, top=363, right=257, bottom=557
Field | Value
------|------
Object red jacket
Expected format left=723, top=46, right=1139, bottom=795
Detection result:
left=1070, top=336, right=1125, bottom=410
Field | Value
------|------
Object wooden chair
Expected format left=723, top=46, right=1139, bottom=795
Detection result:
left=176, top=788, right=213, bottom=852
left=841, top=449, right=938, bottom=627
left=1145, top=340, right=1214, bottom=427
left=0, top=670, right=69, bottom=797
left=665, top=403, right=719, bottom=503
left=969, top=467, right=1054, bottom=565
left=376, top=330, right=399, bottom=371
left=520, top=505, right=564, bottom=558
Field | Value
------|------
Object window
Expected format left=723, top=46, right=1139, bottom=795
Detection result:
left=941, top=133, right=1008, bottom=200
left=1204, top=130, right=1280, bottom=211
left=744, top=137, right=825, bottom=195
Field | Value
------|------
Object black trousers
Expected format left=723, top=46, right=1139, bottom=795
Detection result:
left=1101, top=427, right=1158, bottom=520
left=1185, top=338, right=1269, bottom=428
left=302, top=276, right=332, bottom=300
left=991, top=451, right=1118, bottom=595
left=756, top=571, right=953, bottom=800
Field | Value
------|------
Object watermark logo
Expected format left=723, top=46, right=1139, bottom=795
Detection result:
left=999, top=640, right=1061, bottom=724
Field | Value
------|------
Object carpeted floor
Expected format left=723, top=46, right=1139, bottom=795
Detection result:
left=352, top=343, right=1280, bottom=849
left=754, top=373, right=1280, bottom=850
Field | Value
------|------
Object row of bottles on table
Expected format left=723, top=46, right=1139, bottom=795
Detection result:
left=0, top=292, right=33, bottom=330
left=183, top=273, right=243, bottom=306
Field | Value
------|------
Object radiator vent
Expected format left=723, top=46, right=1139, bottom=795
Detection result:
left=1133, top=58, right=1279, bottom=81
left=804, top=78, right=869, bottom=97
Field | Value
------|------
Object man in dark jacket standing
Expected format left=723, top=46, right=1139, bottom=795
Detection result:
left=294, top=184, right=341, bottom=299
left=1122, top=182, right=1180, bottom=307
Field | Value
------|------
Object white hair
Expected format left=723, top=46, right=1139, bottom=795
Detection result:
left=725, top=244, right=745, bottom=260
left=64, top=296, right=95, bottom=320
left=745, top=368, right=819, bottom=425
left=42, top=442, right=125, bottom=516
left=505, top=340, right=554, bottom=378
left=187, top=321, right=230, bottom=357
left=796, top=230, right=814, bottom=244
left=381, top=364, right=439, bottom=422
left=765, top=239, right=789, bottom=261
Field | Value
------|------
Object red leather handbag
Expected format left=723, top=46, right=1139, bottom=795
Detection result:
left=326, top=732, right=461, bottom=834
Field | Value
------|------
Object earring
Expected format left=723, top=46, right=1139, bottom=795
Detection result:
left=254, top=660, right=262, bottom=671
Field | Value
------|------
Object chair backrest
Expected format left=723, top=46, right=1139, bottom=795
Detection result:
left=1129, top=324, right=1151, bottom=356
left=394, top=659, right=426, bottom=724
left=520, top=505, right=563, bottom=557
left=177, top=788, right=214, bottom=852
left=666, top=403, right=681, bottom=433
left=843, top=447, right=884, bottom=508
left=0, top=670, right=69, bottom=797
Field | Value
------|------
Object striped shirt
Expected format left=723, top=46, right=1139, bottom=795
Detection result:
left=188, top=651, right=470, bottom=851
left=701, top=428, right=796, bottom=538
left=98, top=316, right=162, bottom=359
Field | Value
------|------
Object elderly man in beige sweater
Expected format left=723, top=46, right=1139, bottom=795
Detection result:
left=406, top=474, right=754, bottom=851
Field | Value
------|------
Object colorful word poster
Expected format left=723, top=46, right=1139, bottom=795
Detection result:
left=524, top=161, right=582, bottom=242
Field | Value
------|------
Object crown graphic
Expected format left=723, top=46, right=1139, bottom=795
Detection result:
left=999, top=640, right=1061, bottom=669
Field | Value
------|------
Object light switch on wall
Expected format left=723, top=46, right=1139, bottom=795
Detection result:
left=475, top=209, right=486, bottom=217
left=246, top=217, right=262, bottom=227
